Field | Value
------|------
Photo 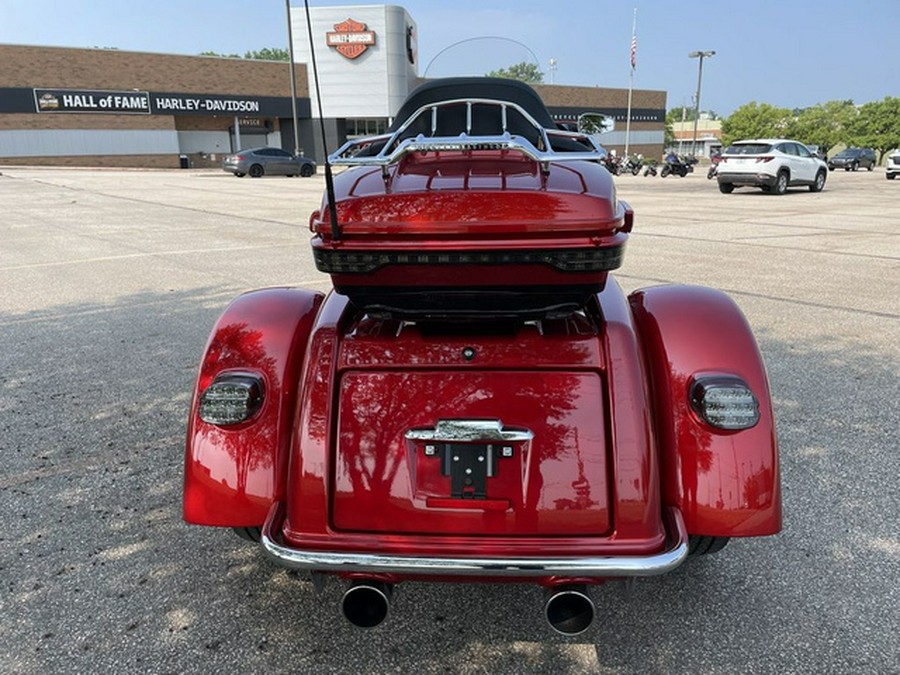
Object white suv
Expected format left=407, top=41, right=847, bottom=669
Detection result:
left=717, top=139, right=828, bottom=195
left=886, top=150, right=900, bottom=180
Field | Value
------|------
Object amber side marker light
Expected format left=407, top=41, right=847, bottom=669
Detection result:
left=198, top=374, right=264, bottom=426
left=690, top=376, right=760, bottom=430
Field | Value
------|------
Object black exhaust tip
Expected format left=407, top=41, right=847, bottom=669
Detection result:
left=341, top=582, right=392, bottom=628
left=545, top=585, right=595, bottom=636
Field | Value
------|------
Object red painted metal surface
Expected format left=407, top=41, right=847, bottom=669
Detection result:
left=280, top=290, right=667, bottom=575
left=629, top=285, right=782, bottom=537
left=183, top=288, right=323, bottom=526
left=312, top=154, right=623, bottom=238
left=309, top=154, right=631, bottom=294
left=333, top=370, right=610, bottom=536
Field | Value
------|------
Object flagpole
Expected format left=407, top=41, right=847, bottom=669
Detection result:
left=624, top=8, right=636, bottom=158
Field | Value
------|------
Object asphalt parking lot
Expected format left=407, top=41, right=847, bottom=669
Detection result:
left=1, top=165, right=898, bottom=674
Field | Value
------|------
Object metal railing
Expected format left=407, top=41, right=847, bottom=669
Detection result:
left=328, top=98, right=606, bottom=171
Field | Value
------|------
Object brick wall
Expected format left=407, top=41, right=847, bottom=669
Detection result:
left=0, top=45, right=307, bottom=97
left=534, top=84, right=666, bottom=112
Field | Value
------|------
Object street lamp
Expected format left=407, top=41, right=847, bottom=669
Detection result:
left=285, top=0, right=301, bottom=156
left=688, top=50, right=715, bottom=157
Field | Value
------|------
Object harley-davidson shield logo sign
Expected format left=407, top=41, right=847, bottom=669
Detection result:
left=326, top=19, right=376, bottom=60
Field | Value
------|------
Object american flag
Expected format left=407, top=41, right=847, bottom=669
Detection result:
left=630, top=33, right=637, bottom=69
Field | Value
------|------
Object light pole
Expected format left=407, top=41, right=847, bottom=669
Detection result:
left=688, top=50, right=715, bottom=158
left=285, top=0, right=301, bottom=156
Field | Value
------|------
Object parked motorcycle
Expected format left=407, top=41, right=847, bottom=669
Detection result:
left=660, top=152, right=694, bottom=178
left=623, top=154, right=644, bottom=176
left=643, top=160, right=658, bottom=177
left=707, top=153, right=722, bottom=179
left=602, top=153, right=623, bottom=175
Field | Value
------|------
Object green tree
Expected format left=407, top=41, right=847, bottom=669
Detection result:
left=200, top=50, right=242, bottom=58
left=666, top=106, right=696, bottom=124
left=846, top=97, right=900, bottom=162
left=787, top=100, right=855, bottom=155
left=199, top=48, right=289, bottom=61
left=721, top=102, right=793, bottom=146
left=245, top=47, right=289, bottom=61
left=664, top=119, right=675, bottom=148
left=485, top=61, right=544, bottom=84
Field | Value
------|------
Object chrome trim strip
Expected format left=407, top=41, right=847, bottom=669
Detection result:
left=260, top=505, right=689, bottom=578
left=404, top=419, right=534, bottom=444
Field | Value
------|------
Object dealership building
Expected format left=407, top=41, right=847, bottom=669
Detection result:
left=0, top=4, right=666, bottom=168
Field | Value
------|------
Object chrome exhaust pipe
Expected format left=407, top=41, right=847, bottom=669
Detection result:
left=544, top=585, right=595, bottom=636
left=341, top=581, right=392, bottom=628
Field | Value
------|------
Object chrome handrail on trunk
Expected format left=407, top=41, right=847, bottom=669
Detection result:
left=328, top=98, right=606, bottom=170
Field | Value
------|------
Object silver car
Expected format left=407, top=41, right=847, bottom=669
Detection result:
left=223, top=147, right=316, bottom=178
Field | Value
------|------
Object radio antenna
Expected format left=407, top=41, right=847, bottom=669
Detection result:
left=303, top=0, right=341, bottom=240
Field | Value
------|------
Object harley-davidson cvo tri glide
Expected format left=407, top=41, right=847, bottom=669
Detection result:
left=183, top=78, right=781, bottom=635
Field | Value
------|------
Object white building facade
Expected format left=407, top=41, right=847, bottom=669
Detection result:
left=291, top=5, right=418, bottom=158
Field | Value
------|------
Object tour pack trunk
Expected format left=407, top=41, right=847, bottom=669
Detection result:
left=310, top=153, right=631, bottom=319
left=309, top=79, right=632, bottom=320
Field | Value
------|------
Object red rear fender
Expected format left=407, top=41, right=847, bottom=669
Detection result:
left=183, top=288, right=324, bottom=527
left=629, top=285, right=782, bottom=538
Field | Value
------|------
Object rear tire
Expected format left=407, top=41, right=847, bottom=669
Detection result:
left=851, top=161, right=859, bottom=172
left=689, top=535, right=730, bottom=556
left=300, top=164, right=314, bottom=178
left=232, top=527, right=261, bottom=543
left=773, top=171, right=789, bottom=195
left=661, top=165, right=671, bottom=177
left=718, top=182, right=734, bottom=193
left=234, top=172, right=245, bottom=178
left=249, top=164, right=264, bottom=178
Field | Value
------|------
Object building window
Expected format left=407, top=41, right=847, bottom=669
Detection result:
left=346, top=118, right=388, bottom=139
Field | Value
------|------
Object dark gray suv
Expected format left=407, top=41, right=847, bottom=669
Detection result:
left=828, top=148, right=876, bottom=172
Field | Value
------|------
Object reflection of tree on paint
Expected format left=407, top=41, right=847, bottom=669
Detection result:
left=552, top=428, right=598, bottom=511
left=337, top=349, right=594, bottom=515
left=672, top=371, right=713, bottom=521
left=202, top=322, right=280, bottom=496
left=742, top=465, right=775, bottom=510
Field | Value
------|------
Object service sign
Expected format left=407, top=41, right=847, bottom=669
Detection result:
left=34, top=88, right=151, bottom=114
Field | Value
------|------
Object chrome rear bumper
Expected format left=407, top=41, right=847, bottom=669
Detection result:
left=260, top=504, right=688, bottom=578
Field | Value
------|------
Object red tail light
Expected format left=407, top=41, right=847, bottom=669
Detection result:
left=755, top=156, right=774, bottom=163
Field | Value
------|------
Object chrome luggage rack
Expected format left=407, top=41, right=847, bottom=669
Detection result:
left=328, top=98, right=606, bottom=174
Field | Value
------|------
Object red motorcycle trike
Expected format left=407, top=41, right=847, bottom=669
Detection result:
left=183, top=78, right=781, bottom=635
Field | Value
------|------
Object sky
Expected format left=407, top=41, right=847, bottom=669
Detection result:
left=1, top=0, right=898, bottom=116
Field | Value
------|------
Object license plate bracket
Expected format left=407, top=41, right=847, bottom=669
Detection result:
left=442, top=443, right=493, bottom=499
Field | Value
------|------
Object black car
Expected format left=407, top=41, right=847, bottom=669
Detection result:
left=828, top=148, right=876, bottom=172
